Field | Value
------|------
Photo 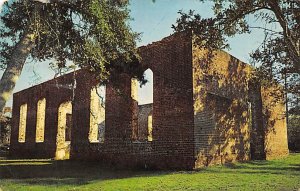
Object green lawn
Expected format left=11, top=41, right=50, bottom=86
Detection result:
left=0, top=154, right=300, bottom=191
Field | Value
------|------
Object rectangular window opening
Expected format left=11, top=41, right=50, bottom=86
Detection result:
left=18, top=104, right=27, bottom=143
left=89, top=85, right=105, bottom=143
left=36, top=98, right=46, bottom=142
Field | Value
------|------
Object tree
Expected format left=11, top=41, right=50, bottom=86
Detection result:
left=173, top=0, right=299, bottom=115
left=173, top=0, right=299, bottom=72
left=0, top=114, right=11, bottom=146
left=0, top=0, right=145, bottom=112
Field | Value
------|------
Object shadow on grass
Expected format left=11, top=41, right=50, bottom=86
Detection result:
left=1, top=155, right=300, bottom=187
left=202, top=158, right=300, bottom=176
left=0, top=159, right=172, bottom=186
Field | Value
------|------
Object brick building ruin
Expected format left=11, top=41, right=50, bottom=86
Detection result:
left=9, top=33, right=289, bottom=169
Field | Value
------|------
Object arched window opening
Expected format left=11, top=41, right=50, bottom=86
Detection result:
left=89, top=85, right=106, bottom=143
left=18, top=103, right=27, bottom=143
left=138, top=69, right=153, bottom=105
left=55, top=101, right=72, bottom=160
left=36, top=98, right=46, bottom=142
left=137, top=68, right=153, bottom=141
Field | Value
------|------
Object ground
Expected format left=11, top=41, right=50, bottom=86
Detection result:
left=0, top=154, right=300, bottom=191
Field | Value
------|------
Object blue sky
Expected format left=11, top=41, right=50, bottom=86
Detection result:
left=0, top=0, right=271, bottom=107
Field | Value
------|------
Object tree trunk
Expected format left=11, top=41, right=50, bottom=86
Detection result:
left=0, top=31, right=35, bottom=112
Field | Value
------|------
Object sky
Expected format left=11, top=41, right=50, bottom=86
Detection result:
left=0, top=0, right=5, bottom=12
left=0, top=0, right=272, bottom=107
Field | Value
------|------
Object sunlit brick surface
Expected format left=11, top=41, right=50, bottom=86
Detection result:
left=10, top=33, right=288, bottom=169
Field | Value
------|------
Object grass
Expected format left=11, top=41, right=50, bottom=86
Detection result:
left=0, top=154, right=300, bottom=191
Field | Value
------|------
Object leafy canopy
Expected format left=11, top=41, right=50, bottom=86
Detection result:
left=0, top=0, right=145, bottom=84
left=173, top=0, right=299, bottom=75
left=173, top=0, right=299, bottom=111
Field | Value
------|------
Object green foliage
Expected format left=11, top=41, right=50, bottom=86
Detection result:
left=0, top=115, right=10, bottom=144
left=174, top=1, right=299, bottom=73
left=0, top=0, right=145, bottom=84
left=288, top=115, right=300, bottom=151
left=289, top=115, right=300, bottom=128
left=0, top=154, right=300, bottom=190
left=173, top=0, right=299, bottom=113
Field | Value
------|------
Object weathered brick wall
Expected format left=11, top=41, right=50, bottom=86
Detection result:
left=10, top=32, right=288, bottom=169
left=50, top=33, right=194, bottom=169
left=192, top=48, right=251, bottom=167
left=10, top=72, right=75, bottom=158
left=138, top=33, right=195, bottom=169
left=261, top=84, right=289, bottom=159
left=192, top=46, right=288, bottom=166
left=10, top=33, right=194, bottom=169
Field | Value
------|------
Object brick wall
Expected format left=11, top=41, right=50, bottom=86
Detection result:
left=192, top=46, right=288, bottom=167
left=71, top=33, right=195, bottom=169
left=10, top=32, right=288, bottom=169
left=192, top=48, right=251, bottom=167
left=138, top=33, right=195, bottom=169
left=10, top=71, right=75, bottom=158
left=261, top=84, right=289, bottom=159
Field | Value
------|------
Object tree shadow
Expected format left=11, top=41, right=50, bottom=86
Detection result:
left=193, top=48, right=288, bottom=167
left=206, top=159, right=300, bottom=176
left=0, top=159, right=172, bottom=186
left=193, top=50, right=252, bottom=167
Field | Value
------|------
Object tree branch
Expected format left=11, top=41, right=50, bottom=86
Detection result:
left=268, top=1, right=300, bottom=72
left=249, top=26, right=282, bottom=35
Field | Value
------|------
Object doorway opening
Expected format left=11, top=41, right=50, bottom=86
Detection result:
left=55, top=101, right=72, bottom=160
